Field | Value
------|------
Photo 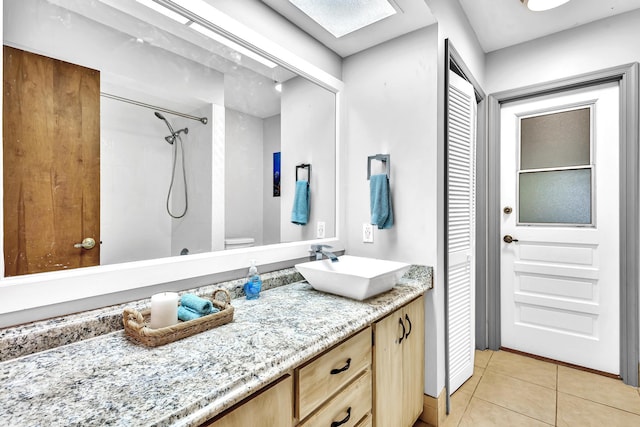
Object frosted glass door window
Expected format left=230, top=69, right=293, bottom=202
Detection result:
left=520, top=108, right=591, bottom=169
left=518, top=106, right=593, bottom=225
left=519, top=169, right=592, bottom=224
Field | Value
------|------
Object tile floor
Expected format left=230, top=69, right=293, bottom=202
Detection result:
left=414, top=349, right=640, bottom=427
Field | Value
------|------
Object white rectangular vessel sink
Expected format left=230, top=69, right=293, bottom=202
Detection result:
left=295, top=255, right=410, bottom=300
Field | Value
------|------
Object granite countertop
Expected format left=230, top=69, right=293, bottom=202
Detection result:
left=0, top=269, right=431, bottom=427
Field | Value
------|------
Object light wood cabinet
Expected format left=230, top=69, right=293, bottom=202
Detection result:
left=298, top=370, right=371, bottom=427
left=373, top=296, right=425, bottom=427
left=203, top=375, right=293, bottom=427
left=296, top=327, right=372, bottom=426
left=200, top=295, right=425, bottom=427
left=355, top=413, right=372, bottom=427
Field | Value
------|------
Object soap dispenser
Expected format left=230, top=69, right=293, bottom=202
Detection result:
left=243, top=259, right=262, bottom=300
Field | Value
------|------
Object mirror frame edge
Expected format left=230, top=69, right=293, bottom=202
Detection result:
left=0, top=1, right=345, bottom=324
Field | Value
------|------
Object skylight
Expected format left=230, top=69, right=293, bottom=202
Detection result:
left=289, top=0, right=398, bottom=38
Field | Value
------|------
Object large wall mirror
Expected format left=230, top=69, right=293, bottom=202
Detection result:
left=0, top=0, right=342, bottom=325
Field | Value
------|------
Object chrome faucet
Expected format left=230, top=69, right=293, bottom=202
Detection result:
left=310, top=244, right=339, bottom=262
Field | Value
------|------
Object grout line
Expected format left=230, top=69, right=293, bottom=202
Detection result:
left=555, top=364, right=559, bottom=427
left=470, top=395, right=555, bottom=426
left=556, top=390, right=640, bottom=417
left=500, top=347, right=620, bottom=380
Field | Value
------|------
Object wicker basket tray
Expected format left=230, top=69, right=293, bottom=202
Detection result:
left=123, top=289, right=234, bottom=347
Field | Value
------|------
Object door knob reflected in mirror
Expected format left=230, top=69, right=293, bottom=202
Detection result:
left=503, top=235, right=519, bottom=244
left=74, top=237, right=96, bottom=250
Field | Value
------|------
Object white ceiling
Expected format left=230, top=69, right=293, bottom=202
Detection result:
left=459, top=0, right=640, bottom=52
left=261, top=0, right=640, bottom=56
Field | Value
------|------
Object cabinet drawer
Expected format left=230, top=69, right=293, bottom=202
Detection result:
left=297, top=327, right=371, bottom=419
left=355, top=413, right=372, bottom=427
left=299, top=370, right=371, bottom=427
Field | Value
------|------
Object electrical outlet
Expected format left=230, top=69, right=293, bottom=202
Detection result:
left=316, top=221, right=326, bottom=239
left=363, top=223, right=374, bottom=243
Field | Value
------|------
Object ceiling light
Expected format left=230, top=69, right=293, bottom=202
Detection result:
left=520, top=0, right=571, bottom=12
left=274, top=82, right=282, bottom=93
left=289, top=0, right=398, bottom=38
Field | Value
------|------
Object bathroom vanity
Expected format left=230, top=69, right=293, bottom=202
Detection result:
left=0, top=266, right=431, bottom=426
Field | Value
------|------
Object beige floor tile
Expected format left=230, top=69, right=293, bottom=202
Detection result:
left=557, top=365, right=640, bottom=415
left=474, top=349, right=493, bottom=369
left=458, top=366, right=485, bottom=395
left=474, top=371, right=556, bottom=425
left=486, top=350, right=557, bottom=390
left=458, top=397, right=552, bottom=427
left=557, top=392, right=640, bottom=427
left=442, top=388, right=473, bottom=427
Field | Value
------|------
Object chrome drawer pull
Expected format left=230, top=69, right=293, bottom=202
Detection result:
left=330, top=358, right=351, bottom=375
left=330, top=407, right=351, bottom=427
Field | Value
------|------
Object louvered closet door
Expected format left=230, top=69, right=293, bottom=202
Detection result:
left=447, top=72, right=476, bottom=393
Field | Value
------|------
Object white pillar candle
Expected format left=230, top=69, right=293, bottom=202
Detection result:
left=150, top=292, right=178, bottom=329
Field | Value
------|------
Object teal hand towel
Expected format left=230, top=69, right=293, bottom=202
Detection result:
left=178, top=305, right=219, bottom=322
left=370, top=174, right=393, bottom=229
left=180, top=293, right=213, bottom=314
left=291, top=180, right=310, bottom=225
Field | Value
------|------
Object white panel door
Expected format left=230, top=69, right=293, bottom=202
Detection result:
left=448, top=72, right=476, bottom=393
left=500, top=82, right=619, bottom=374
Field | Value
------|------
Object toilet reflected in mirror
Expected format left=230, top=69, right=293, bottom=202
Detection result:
left=224, top=237, right=256, bottom=250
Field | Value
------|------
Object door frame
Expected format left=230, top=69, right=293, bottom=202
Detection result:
left=485, top=63, right=639, bottom=386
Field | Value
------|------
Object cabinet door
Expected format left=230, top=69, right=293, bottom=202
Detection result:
left=204, top=375, right=293, bottom=427
left=402, top=296, right=425, bottom=426
left=373, top=309, right=404, bottom=426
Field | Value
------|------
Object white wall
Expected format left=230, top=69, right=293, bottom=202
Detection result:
left=280, top=77, right=336, bottom=242
left=100, top=98, right=172, bottom=263
left=171, top=104, right=217, bottom=257
left=426, top=0, right=486, bottom=87
left=343, top=25, right=441, bottom=397
left=485, top=9, right=640, bottom=94
left=225, top=109, right=265, bottom=245
left=263, top=115, right=282, bottom=245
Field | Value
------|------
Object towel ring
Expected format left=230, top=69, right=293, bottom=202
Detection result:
left=367, top=154, right=390, bottom=180
left=296, top=163, right=311, bottom=183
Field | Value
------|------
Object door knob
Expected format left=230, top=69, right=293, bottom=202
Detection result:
left=74, top=237, right=96, bottom=250
left=503, top=235, right=519, bottom=244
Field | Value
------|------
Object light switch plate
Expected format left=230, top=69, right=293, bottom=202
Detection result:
left=363, top=223, right=374, bottom=243
left=316, top=221, right=326, bottom=239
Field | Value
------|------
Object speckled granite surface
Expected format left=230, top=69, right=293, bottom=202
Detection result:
left=0, top=268, right=303, bottom=362
left=0, top=266, right=431, bottom=427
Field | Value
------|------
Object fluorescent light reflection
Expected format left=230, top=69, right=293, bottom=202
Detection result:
left=135, top=0, right=190, bottom=24
left=189, top=23, right=277, bottom=68
left=134, top=0, right=277, bottom=68
left=289, top=0, right=397, bottom=38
